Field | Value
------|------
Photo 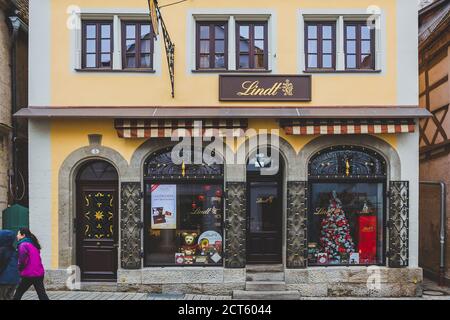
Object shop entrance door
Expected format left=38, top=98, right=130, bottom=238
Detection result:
left=76, top=161, right=119, bottom=282
left=246, top=177, right=283, bottom=264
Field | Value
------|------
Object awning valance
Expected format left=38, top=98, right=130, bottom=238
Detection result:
left=114, top=119, right=248, bottom=138
left=281, top=119, right=416, bottom=135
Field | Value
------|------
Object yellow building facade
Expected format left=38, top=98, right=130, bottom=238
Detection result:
left=18, top=0, right=429, bottom=297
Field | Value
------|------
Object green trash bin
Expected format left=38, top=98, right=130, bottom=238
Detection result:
left=2, top=204, right=29, bottom=236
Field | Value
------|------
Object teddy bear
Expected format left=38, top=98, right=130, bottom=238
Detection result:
left=180, top=232, right=198, bottom=264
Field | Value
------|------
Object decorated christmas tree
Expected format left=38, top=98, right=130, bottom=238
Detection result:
left=319, top=191, right=355, bottom=263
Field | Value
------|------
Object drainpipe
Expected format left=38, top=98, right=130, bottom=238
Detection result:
left=7, top=14, right=21, bottom=205
left=420, top=181, right=447, bottom=286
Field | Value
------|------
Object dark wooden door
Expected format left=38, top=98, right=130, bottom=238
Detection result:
left=76, top=184, right=118, bottom=282
left=247, top=180, right=282, bottom=264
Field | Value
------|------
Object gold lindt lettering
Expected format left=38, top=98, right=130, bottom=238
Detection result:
left=237, top=81, right=283, bottom=96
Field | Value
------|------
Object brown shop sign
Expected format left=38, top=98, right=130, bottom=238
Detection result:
left=219, top=75, right=311, bottom=102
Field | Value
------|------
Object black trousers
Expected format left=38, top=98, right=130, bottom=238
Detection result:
left=13, top=277, right=49, bottom=300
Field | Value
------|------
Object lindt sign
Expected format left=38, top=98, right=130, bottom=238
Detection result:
left=219, top=75, right=312, bottom=102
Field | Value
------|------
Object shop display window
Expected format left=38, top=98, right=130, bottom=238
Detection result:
left=308, top=183, right=384, bottom=266
left=144, top=183, right=224, bottom=266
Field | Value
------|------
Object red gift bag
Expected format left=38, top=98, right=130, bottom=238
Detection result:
left=357, top=216, right=377, bottom=264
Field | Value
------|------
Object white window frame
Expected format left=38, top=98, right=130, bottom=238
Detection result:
left=299, top=9, right=385, bottom=74
left=187, top=9, right=277, bottom=74
left=71, top=10, right=161, bottom=75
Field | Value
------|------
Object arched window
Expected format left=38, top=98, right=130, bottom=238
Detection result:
left=77, top=160, right=118, bottom=181
left=143, top=147, right=224, bottom=267
left=307, top=146, right=386, bottom=267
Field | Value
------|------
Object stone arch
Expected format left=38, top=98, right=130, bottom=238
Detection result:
left=298, top=135, right=401, bottom=181
left=58, top=145, right=128, bottom=268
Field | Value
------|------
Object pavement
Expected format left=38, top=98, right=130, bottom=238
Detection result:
left=19, top=278, right=450, bottom=300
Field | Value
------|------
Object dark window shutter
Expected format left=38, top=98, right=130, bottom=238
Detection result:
left=286, top=181, right=307, bottom=268
left=121, top=182, right=143, bottom=269
left=387, top=181, right=409, bottom=268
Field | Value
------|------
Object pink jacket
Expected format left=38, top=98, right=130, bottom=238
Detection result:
left=17, top=241, right=45, bottom=278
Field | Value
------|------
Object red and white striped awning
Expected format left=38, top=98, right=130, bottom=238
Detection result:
left=282, top=119, right=416, bottom=135
left=115, top=119, right=248, bottom=138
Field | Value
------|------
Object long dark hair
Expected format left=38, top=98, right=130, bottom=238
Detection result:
left=18, top=228, right=42, bottom=250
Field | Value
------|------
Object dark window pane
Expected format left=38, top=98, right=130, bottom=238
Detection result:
left=200, top=25, right=209, bottom=39
left=86, top=54, right=96, bottom=68
left=255, top=25, right=265, bottom=39
left=199, top=55, right=210, bottom=68
left=240, top=40, right=250, bottom=52
left=346, top=40, right=356, bottom=54
left=323, top=54, right=332, bottom=68
left=215, top=25, right=225, bottom=39
left=308, top=54, right=317, bottom=68
left=101, top=54, right=111, bottom=67
left=215, top=40, right=225, bottom=54
left=239, top=55, right=249, bottom=68
left=361, top=40, right=371, bottom=54
left=347, top=54, right=356, bottom=68
left=322, top=26, right=332, bottom=39
left=101, top=39, right=110, bottom=53
left=346, top=26, right=356, bottom=39
left=239, top=25, right=250, bottom=39
left=126, top=55, right=136, bottom=68
left=126, top=25, right=136, bottom=39
left=254, top=54, right=264, bottom=68
left=141, top=24, right=151, bottom=38
left=308, top=25, right=317, bottom=39
left=254, top=40, right=264, bottom=53
left=215, top=55, right=225, bottom=68
left=141, top=40, right=151, bottom=53
left=308, top=40, right=317, bottom=54
left=361, top=26, right=371, bottom=39
left=361, top=54, right=372, bottom=68
left=86, top=25, right=96, bottom=38
left=200, top=40, right=210, bottom=54
left=141, top=54, right=151, bottom=68
left=126, top=40, right=136, bottom=53
left=86, top=39, right=96, bottom=53
left=101, top=25, right=110, bottom=38
left=323, top=40, right=332, bottom=54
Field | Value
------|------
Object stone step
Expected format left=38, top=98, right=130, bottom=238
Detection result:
left=245, top=281, right=287, bottom=291
left=246, top=264, right=284, bottom=273
left=233, top=290, right=300, bottom=300
left=246, top=272, right=285, bottom=282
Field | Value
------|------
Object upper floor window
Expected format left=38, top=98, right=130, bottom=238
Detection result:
left=122, top=21, right=154, bottom=69
left=305, top=22, right=336, bottom=70
left=345, top=22, right=375, bottom=70
left=196, top=22, right=228, bottom=70
left=236, top=22, right=268, bottom=70
left=82, top=21, right=113, bottom=69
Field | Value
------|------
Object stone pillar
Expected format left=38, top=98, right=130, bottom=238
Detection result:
left=286, top=181, right=308, bottom=268
left=224, top=182, right=247, bottom=268
left=120, top=182, right=142, bottom=269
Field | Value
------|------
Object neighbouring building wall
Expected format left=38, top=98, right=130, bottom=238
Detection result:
left=420, top=157, right=450, bottom=282
left=0, top=8, right=11, bottom=226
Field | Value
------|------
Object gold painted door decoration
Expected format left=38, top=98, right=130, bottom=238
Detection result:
left=82, top=191, right=114, bottom=239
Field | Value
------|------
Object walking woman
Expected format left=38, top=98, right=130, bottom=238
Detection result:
left=13, top=228, right=49, bottom=300
left=0, top=230, right=20, bottom=300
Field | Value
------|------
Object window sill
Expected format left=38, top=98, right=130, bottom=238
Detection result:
left=75, top=68, right=156, bottom=73
left=304, top=69, right=382, bottom=74
left=192, top=69, right=272, bottom=74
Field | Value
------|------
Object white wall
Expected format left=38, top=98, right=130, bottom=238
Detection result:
left=28, top=119, right=52, bottom=268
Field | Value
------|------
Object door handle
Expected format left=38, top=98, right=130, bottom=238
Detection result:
left=96, top=242, right=101, bottom=247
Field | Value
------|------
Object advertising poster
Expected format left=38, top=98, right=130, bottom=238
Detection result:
left=151, top=184, right=177, bottom=229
